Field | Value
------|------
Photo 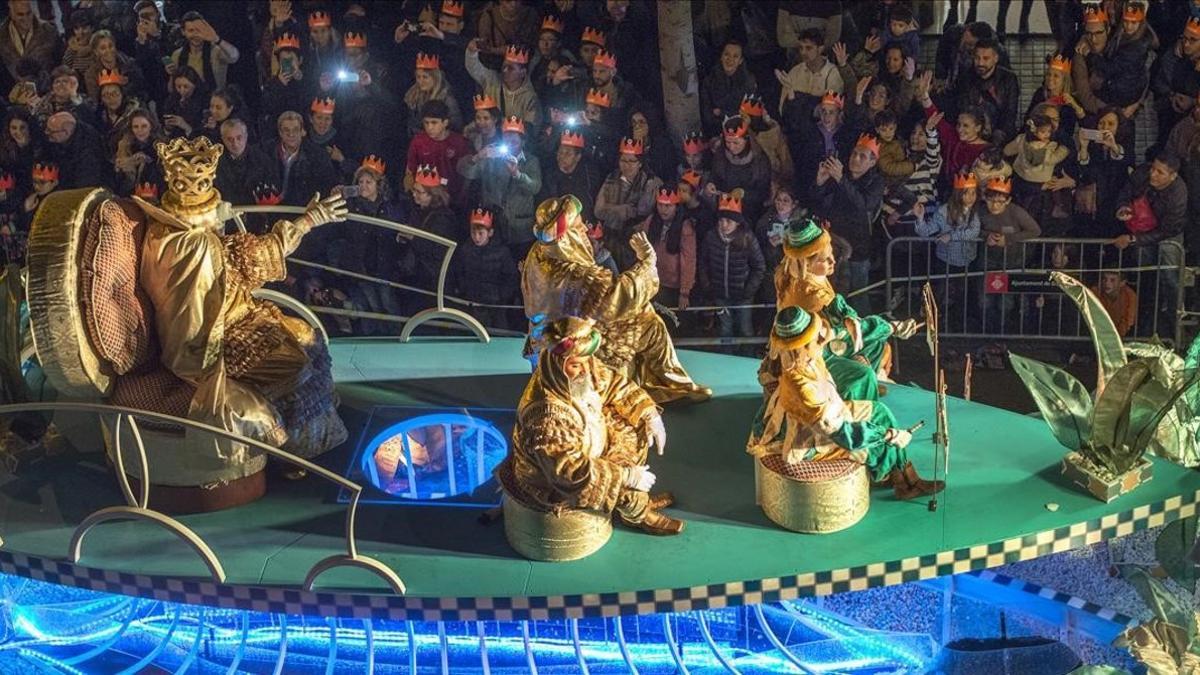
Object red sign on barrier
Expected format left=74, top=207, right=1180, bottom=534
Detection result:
left=985, top=272, right=1009, bottom=294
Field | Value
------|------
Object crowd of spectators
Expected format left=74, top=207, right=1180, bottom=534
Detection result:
left=0, top=0, right=1195, bottom=344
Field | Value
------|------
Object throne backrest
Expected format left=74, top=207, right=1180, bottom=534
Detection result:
left=78, top=198, right=156, bottom=377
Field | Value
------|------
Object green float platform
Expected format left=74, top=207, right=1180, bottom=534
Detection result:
left=0, top=338, right=1195, bottom=621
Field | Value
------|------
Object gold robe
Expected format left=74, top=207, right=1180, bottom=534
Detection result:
left=504, top=359, right=656, bottom=515
left=521, top=220, right=703, bottom=403
left=136, top=198, right=346, bottom=457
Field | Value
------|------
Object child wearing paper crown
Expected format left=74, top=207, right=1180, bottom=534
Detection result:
left=451, top=207, right=519, bottom=332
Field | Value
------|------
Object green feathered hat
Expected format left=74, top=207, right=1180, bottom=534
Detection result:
left=782, top=217, right=832, bottom=260
left=772, top=306, right=821, bottom=348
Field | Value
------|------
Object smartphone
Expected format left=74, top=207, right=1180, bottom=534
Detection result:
left=280, top=56, right=295, bottom=76
left=1079, top=128, right=1105, bottom=141
left=338, top=185, right=360, bottom=198
left=161, top=55, right=173, bottom=66
left=336, top=69, right=361, bottom=83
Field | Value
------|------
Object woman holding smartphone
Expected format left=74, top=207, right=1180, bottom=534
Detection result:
left=160, top=66, right=208, bottom=138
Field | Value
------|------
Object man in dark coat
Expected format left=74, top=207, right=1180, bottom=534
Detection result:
left=44, top=112, right=110, bottom=189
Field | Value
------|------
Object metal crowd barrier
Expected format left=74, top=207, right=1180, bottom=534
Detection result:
left=884, top=237, right=1189, bottom=346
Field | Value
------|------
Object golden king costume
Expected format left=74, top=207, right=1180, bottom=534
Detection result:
left=136, top=136, right=347, bottom=457
left=747, top=307, right=943, bottom=500
left=498, top=317, right=684, bottom=534
left=521, top=195, right=711, bottom=404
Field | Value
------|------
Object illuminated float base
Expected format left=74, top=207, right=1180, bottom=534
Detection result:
left=0, top=338, right=1189, bottom=672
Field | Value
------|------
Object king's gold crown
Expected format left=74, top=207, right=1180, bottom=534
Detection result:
left=155, top=136, right=224, bottom=214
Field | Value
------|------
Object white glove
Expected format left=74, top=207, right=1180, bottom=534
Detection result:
left=886, top=428, right=913, bottom=449
left=629, top=231, right=656, bottom=265
left=303, top=191, right=349, bottom=228
left=624, top=465, right=657, bottom=492
left=889, top=319, right=922, bottom=340
left=646, top=413, right=667, bottom=456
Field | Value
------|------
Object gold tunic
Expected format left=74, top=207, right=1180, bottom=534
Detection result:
left=521, top=217, right=704, bottom=403
left=506, top=358, right=656, bottom=515
left=137, top=198, right=346, bottom=456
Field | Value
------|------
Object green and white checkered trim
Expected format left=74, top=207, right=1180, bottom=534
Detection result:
left=0, top=489, right=1194, bottom=621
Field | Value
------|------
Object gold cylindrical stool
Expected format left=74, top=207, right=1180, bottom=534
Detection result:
left=501, top=493, right=613, bottom=562
left=758, top=455, right=869, bottom=533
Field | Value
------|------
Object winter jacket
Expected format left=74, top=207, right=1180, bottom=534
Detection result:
left=452, top=237, right=518, bottom=306
left=1116, top=163, right=1188, bottom=247
left=639, top=212, right=697, bottom=299
left=915, top=204, right=981, bottom=268
left=954, top=66, right=1022, bottom=144
left=980, top=202, right=1042, bottom=269
left=539, top=158, right=604, bottom=222
left=709, top=143, right=773, bottom=223
left=594, top=170, right=662, bottom=239
left=465, top=50, right=542, bottom=127
left=697, top=227, right=766, bottom=302
left=700, top=65, right=758, bottom=136
left=459, top=152, right=543, bottom=245
left=816, top=168, right=884, bottom=261
left=877, top=136, right=914, bottom=187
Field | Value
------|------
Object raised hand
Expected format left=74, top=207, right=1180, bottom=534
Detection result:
left=832, top=41, right=848, bottom=67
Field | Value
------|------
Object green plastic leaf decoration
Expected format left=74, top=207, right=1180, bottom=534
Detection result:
left=1122, top=566, right=1197, bottom=635
left=1051, top=271, right=1127, bottom=392
left=1091, top=361, right=1153, bottom=474
left=1134, top=366, right=1200, bottom=467
left=1066, top=667, right=1132, bottom=675
left=1010, top=352, right=1093, bottom=452
left=1155, top=516, right=1198, bottom=591
left=1127, top=342, right=1186, bottom=390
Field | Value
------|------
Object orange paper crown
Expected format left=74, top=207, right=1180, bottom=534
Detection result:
left=415, top=52, right=440, bottom=70
left=0, top=173, right=14, bottom=191
left=504, top=45, right=530, bottom=65
left=585, top=88, right=611, bottom=108
left=254, top=184, right=282, bottom=205
left=723, top=116, right=748, bottom=137
left=311, top=97, right=336, bottom=115
left=820, top=90, right=845, bottom=109
left=441, top=0, right=464, bottom=18
left=618, top=137, right=644, bottom=155
left=682, top=132, right=706, bottom=155
left=414, top=164, right=446, bottom=188
left=581, top=26, right=606, bottom=46
left=1083, top=7, right=1108, bottom=25
left=680, top=169, right=702, bottom=189
left=560, top=130, right=585, bottom=148
left=593, top=49, right=617, bottom=70
left=501, top=115, right=526, bottom=134
left=134, top=182, right=159, bottom=199
left=97, top=68, right=123, bottom=87
left=656, top=187, right=679, bottom=205
left=1187, top=17, right=1200, bottom=38
left=344, top=31, right=367, bottom=48
left=739, top=94, right=765, bottom=117
left=473, top=93, right=498, bottom=110
left=717, top=192, right=742, bottom=214
left=541, top=15, right=564, bottom=34
left=855, top=133, right=880, bottom=157
left=308, top=11, right=332, bottom=28
left=953, top=172, right=979, bottom=190
left=986, top=176, right=1012, bottom=194
left=32, top=162, right=58, bottom=182
left=1122, top=2, right=1146, bottom=22
left=469, top=207, right=494, bottom=229
left=274, top=32, right=301, bottom=52
left=360, top=155, right=387, bottom=175
left=1047, top=54, right=1071, bottom=73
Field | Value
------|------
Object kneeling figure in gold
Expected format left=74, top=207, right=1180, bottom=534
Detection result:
left=499, top=317, right=684, bottom=535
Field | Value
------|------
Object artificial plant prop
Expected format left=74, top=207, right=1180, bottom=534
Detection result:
left=1009, top=272, right=1200, bottom=501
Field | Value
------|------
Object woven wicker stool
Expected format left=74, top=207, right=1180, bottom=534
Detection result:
left=497, top=464, right=612, bottom=561
left=757, top=455, right=869, bottom=533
